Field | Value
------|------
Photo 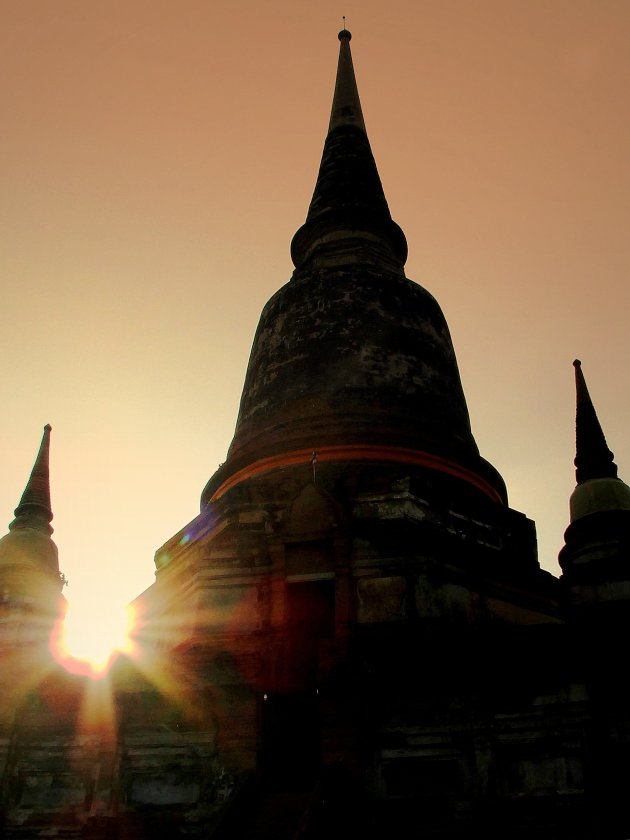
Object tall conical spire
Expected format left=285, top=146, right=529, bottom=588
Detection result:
left=10, top=424, right=54, bottom=535
left=290, top=29, right=408, bottom=271
left=573, top=360, right=617, bottom=484
left=328, top=29, right=366, bottom=134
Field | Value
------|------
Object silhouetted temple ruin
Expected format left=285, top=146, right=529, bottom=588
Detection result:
left=1, top=29, right=630, bottom=840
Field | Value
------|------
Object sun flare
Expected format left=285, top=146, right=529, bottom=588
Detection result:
left=52, top=602, right=136, bottom=678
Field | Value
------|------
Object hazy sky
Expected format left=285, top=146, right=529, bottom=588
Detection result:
left=2, top=1, right=629, bottom=649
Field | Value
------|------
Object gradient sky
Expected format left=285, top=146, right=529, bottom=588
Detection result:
left=2, top=0, right=629, bottom=651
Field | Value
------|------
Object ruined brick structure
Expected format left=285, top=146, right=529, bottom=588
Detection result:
left=1, top=30, right=630, bottom=839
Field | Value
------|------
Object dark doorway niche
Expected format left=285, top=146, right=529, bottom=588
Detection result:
left=259, top=579, right=336, bottom=780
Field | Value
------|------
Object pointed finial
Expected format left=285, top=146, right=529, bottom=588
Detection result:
left=329, top=21, right=365, bottom=133
left=10, top=425, right=54, bottom=535
left=572, top=360, right=617, bottom=484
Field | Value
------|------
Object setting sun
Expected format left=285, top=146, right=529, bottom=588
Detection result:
left=52, top=602, right=136, bottom=678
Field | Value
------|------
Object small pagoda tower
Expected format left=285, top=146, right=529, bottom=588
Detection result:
left=560, top=360, right=630, bottom=621
left=0, top=425, right=66, bottom=740
left=0, top=425, right=65, bottom=651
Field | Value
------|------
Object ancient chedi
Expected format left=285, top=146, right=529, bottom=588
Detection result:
left=1, top=29, right=630, bottom=840
left=204, top=28, right=506, bottom=510
left=0, top=424, right=64, bottom=657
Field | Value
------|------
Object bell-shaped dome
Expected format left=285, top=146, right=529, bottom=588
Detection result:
left=0, top=528, right=59, bottom=576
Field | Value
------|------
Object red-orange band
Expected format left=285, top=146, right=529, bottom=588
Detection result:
left=210, top=445, right=504, bottom=504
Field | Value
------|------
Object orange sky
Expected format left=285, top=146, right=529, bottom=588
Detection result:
left=2, top=1, right=630, bottom=646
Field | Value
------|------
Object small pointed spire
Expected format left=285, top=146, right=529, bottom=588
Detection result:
left=328, top=27, right=366, bottom=134
left=573, top=360, right=617, bottom=484
left=10, top=424, right=54, bottom=535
